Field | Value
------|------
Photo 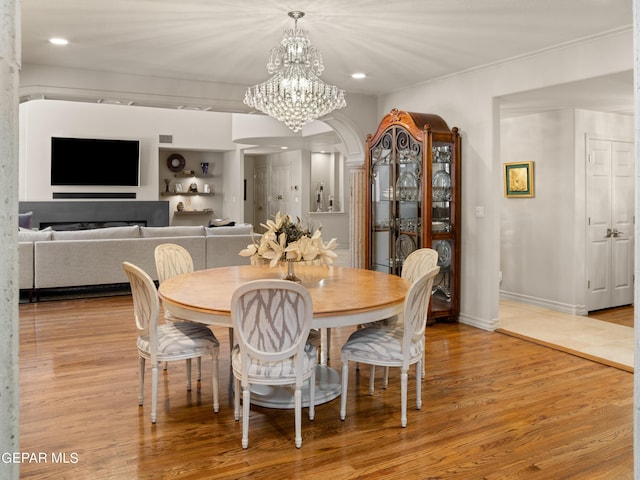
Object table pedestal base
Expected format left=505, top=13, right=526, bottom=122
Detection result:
left=249, top=365, right=341, bottom=409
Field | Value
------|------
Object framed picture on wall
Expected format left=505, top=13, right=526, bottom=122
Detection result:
left=504, top=161, right=534, bottom=198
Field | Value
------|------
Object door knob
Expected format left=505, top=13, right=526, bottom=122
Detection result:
left=612, top=228, right=623, bottom=237
left=606, top=228, right=613, bottom=238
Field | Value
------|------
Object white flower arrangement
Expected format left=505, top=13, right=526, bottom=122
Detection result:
left=239, top=212, right=338, bottom=267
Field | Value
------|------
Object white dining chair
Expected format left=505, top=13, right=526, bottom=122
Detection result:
left=155, top=243, right=201, bottom=375
left=340, top=265, right=439, bottom=427
left=123, top=261, right=220, bottom=423
left=387, top=248, right=439, bottom=380
left=230, top=279, right=316, bottom=448
left=155, top=243, right=194, bottom=290
left=365, top=248, right=439, bottom=390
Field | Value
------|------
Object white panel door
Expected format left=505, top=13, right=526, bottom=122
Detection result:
left=586, top=139, right=634, bottom=311
left=610, top=141, right=634, bottom=306
left=269, top=159, right=292, bottom=218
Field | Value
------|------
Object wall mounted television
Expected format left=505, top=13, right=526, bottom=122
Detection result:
left=51, top=137, right=140, bottom=186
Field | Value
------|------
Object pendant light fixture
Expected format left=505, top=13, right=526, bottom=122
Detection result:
left=244, top=11, right=347, bottom=132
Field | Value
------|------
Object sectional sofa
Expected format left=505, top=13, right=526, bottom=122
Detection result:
left=18, top=224, right=255, bottom=299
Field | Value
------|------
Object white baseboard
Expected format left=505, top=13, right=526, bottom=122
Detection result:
left=499, top=290, right=587, bottom=316
left=459, top=312, right=499, bottom=331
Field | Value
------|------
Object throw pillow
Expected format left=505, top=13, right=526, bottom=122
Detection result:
left=19, top=211, right=33, bottom=229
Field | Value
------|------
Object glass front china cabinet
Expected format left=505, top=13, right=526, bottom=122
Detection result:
left=365, top=109, right=461, bottom=322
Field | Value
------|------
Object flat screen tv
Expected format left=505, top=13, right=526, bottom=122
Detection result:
left=51, top=137, right=140, bottom=186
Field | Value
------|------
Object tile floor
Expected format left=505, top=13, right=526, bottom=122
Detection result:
left=498, top=299, right=634, bottom=372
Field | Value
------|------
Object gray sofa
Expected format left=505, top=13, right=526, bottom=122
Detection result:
left=19, top=224, right=255, bottom=298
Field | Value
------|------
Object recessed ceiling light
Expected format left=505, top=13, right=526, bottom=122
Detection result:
left=351, top=73, right=366, bottom=79
left=49, top=37, right=68, bottom=46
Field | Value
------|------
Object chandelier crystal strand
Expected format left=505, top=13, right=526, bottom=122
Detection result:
left=244, top=11, right=346, bottom=132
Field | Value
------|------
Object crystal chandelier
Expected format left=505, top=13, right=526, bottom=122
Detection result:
left=244, top=11, right=346, bottom=132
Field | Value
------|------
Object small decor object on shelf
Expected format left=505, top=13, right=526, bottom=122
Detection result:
left=210, top=218, right=233, bottom=227
left=176, top=202, right=185, bottom=212
left=200, top=162, right=209, bottom=175
left=175, top=183, right=184, bottom=193
left=167, top=153, right=185, bottom=172
left=203, top=183, right=211, bottom=194
left=315, top=183, right=324, bottom=212
left=432, top=168, right=451, bottom=201
left=239, top=212, right=338, bottom=281
left=164, top=179, right=170, bottom=193
left=188, top=182, right=198, bottom=193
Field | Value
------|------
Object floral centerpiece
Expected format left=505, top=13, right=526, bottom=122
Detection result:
left=239, top=212, right=338, bottom=276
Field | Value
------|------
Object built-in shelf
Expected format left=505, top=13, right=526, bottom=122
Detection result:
left=174, top=173, right=214, bottom=178
left=161, top=192, right=214, bottom=196
left=160, top=149, right=219, bottom=227
left=174, top=210, right=214, bottom=215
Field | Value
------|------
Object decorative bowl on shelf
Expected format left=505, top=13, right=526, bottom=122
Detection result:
left=433, top=240, right=451, bottom=268
left=396, top=234, right=416, bottom=262
left=210, top=218, right=232, bottom=226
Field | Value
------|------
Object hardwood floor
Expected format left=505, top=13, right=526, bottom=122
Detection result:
left=19, top=295, right=633, bottom=479
left=588, top=305, right=634, bottom=328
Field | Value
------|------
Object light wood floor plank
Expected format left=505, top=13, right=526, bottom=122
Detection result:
left=18, top=295, right=633, bottom=479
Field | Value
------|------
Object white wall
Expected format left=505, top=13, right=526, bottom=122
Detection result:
left=379, top=29, right=633, bottom=330
left=18, top=99, right=246, bottom=220
left=500, top=110, right=577, bottom=310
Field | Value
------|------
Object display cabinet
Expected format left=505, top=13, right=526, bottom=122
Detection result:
left=365, top=109, right=461, bottom=322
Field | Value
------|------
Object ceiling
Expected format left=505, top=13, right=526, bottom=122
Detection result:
left=20, top=0, right=634, bottom=151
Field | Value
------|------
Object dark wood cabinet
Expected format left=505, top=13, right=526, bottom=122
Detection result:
left=365, top=109, right=461, bottom=322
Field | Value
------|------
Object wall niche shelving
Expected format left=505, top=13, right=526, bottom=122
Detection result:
left=159, top=148, right=223, bottom=225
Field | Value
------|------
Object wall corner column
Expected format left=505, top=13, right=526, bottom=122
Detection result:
left=0, top=1, right=21, bottom=479
left=346, top=155, right=366, bottom=268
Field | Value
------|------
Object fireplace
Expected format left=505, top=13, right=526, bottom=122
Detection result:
left=19, top=201, right=169, bottom=230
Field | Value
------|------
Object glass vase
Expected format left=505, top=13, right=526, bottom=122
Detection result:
left=282, top=260, right=301, bottom=283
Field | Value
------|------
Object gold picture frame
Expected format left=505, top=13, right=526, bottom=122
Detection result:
left=504, top=161, right=534, bottom=198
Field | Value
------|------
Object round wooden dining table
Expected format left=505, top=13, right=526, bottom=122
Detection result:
left=158, top=263, right=410, bottom=408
